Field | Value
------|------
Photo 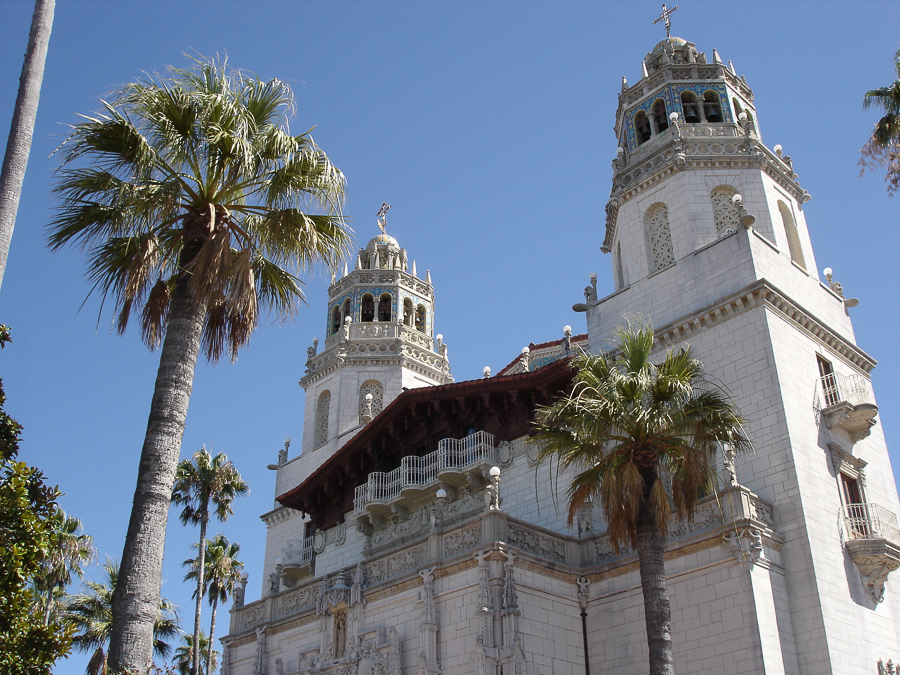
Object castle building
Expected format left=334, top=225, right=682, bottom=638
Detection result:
left=222, top=36, right=900, bottom=675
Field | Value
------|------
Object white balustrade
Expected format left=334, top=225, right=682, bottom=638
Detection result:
left=283, top=536, right=315, bottom=566
left=819, top=372, right=873, bottom=409
left=353, top=431, right=496, bottom=515
left=841, top=502, right=900, bottom=544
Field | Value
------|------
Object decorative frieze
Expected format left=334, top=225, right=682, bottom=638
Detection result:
left=507, top=522, right=566, bottom=563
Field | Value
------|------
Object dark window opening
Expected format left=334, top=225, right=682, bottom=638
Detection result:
left=652, top=99, right=668, bottom=133
left=331, top=306, right=341, bottom=335
left=635, top=111, right=651, bottom=144
left=378, top=293, right=392, bottom=322
left=361, top=294, right=375, bottom=322
left=817, top=355, right=839, bottom=407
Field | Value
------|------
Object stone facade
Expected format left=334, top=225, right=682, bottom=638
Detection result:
left=223, top=36, right=900, bottom=675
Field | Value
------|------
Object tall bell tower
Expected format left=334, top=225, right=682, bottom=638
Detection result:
left=583, top=34, right=900, bottom=675
left=298, top=230, right=453, bottom=460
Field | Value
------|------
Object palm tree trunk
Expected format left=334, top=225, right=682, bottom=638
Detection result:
left=193, top=519, right=208, bottom=675
left=635, top=491, right=675, bottom=675
left=108, top=269, right=205, bottom=674
left=206, top=595, right=218, bottom=675
left=0, top=0, right=54, bottom=293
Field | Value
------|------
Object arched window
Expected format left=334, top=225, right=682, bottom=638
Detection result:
left=635, top=111, right=651, bottom=145
left=681, top=92, right=700, bottom=123
left=331, top=306, right=341, bottom=335
left=403, top=298, right=413, bottom=326
left=415, top=304, right=426, bottom=332
left=703, top=91, right=722, bottom=123
left=646, top=203, right=674, bottom=273
left=361, top=293, right=375, bottom=322
left=711, top=186, right=741, bottom=238
left=315, top=390, right=330, bottom=447
left=342, top=298, right=351, bottom=322
left=378, top=293, right=392, bottom=322
left=778, top=200, right=806, bottom=269
left=652, top=99, right=668, bottom=134
left=359, top=381, right=384, bottom=419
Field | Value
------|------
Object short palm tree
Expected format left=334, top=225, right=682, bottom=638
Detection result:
left=64, top=557, right=180, bottom=675
left=532, top=323, right=750, bottom=675
left=33, top=509, right=94, bottom=624
left=861, top=48, right=900, bottom=193
left=183, top=535, right=243, bottom=675
left=49, top=56, right=350, bottom=672
left=174, top=632, right=218, bottom=675
left=173, top=449, right=247, bottom=675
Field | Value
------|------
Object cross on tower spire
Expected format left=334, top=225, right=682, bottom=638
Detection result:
left=376, top=202, right=391, bottom=234
left=652, top=3, right=679, bottom=38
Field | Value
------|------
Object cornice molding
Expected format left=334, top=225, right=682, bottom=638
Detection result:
left=650, top=279, right=876, bottom=373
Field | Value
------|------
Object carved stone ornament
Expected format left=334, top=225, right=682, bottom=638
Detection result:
left=314, top=529, right=327, bottom=554
left=726, top=527, right=764, bottom=567
left=845, top=539, right=900, bottom=604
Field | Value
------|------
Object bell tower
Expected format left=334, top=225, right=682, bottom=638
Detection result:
left=298, top=230, right=453, bottom=458
left=582, top=35, right=900, bottom=675
left=601, top=35, right=813, bottom=297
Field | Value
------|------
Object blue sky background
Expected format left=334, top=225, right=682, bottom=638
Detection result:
left=1, top=1, right=898, bottom=672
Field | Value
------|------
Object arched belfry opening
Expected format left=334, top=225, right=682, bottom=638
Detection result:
left=681, top=91, right=701, bottom=123
left=378, top=293, right=392, bottom=322
left=403, top=298, right=413, bottom=326
left=652, top=99, right=669, bottom=134
left=635, top=111, right=651, bottom=145
left=703, top=91, right=723, bottom=123
left=361, top=293, right=375, bottom=323
left=331, top=306, right=341, bottom=335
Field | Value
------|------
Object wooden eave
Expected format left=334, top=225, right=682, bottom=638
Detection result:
left=279, top=358, right=575, bottom=530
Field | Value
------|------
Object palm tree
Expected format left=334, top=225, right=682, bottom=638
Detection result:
left=49, top=57, right=350, bottom=672
left=532, top=323, right=750, bottom=675
left=64, top=557, right=180, bottom=675
left=183, top=535, right=243, bottom=675
left=0, top=0, right=55, bottom=292
left=861, top=48, right=900, bottom=193
left=33, top=508, right=94, bottom=624
left=174, top=632, right=218, bottom=675
left=173, top=450, right=247, bottom=675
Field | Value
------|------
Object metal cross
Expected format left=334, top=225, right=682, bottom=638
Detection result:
left=653, top=3, right=679, bottom=38
left=376, top=202, right=391, bottom=234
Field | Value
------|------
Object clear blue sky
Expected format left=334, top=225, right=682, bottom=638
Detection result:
left=1, top=2, right=898, bottom=673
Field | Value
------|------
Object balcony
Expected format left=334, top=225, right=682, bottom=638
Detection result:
left=353, top=431, right=497, bottom=525
left=840, top=502, right=900, bottom=604
left=280, top=536, right=315, bottom=583
left=818, top=373, right=878, bottom=443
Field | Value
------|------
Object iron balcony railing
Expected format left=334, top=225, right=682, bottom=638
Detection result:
left=283, top=536, right=315, bottom=566
left=819, top=372, right=873, bottom=409
left=841, top=502, right=900, bottom=545
left=353, top=431, right=496, bottom=515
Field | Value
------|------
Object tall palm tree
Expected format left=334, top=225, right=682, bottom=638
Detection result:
left=173, top=450, right=247, bottom=675
left=174, top=632, right=218, bottom=675
left=33, top=509, right=94, bottom=624
left=49, top=57, right=350, bottom=672
left=861, top=48, right=900, bottom=193
left=64, top=557, right=180, bottom=675
left=183, top=535, right=243, bottom=675
left=532, top=323, right=750, bottom=675
left=0, top=0, right=55, bottom=292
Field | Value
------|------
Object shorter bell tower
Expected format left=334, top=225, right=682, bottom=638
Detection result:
left=298, top=231, right=453, bottom=458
